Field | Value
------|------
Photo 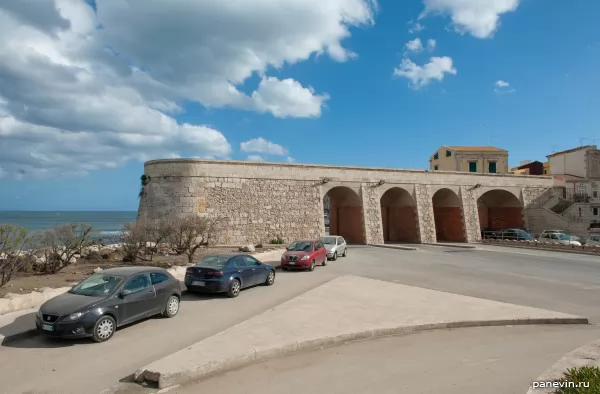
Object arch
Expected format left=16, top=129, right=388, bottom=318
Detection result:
left=432, top=188, right=466, bottom=242
left=324, top=186, right=365, bottom=244
left=477, top=189, right=524, bottom=231
left=380, top=187, right=420, bottom=243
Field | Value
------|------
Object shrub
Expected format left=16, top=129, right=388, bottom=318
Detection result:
left=0, top=224, right=30, bottom=287
left=167, top=215, right=225, bottom=264
left=38, top=223, right=94, bottom=274
left=554, top=365, right=600, bottom=393
left=269, top=237, right=285, bottom=245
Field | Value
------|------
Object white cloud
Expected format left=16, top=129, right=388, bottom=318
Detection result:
left=286, top=157, right=296, bottom=163
left=0, top=0, right=378, bottom=179
left=247, top=155, right=265, bottom=162
left=252, top=77, right=329, bottom=118
left=405, top=38, right=424, bottom=53
left=408, top=21, right=425, bottom=34
left=421, top=0, right=520, bottom=39
left=427, top=39, right=437, bottom=51
left=394, top=56, right=457, bottom=89
left=240, top=138, right=288, bottom=156
left=494, top=80, right=515, bottom=94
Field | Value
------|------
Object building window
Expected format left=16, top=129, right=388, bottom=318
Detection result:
left=434, top=165, right=439, bottom=170
left=433, top=153, right=439, bottom=160
left=593, top=189, right=598, bottom=199
left=488, top=161, right=497, bottom=173
left=446, top=150, right=452, bottom=157
left=579, top=207, right=582, bottom=217
left=594, top=208, right=599, bottom=216
left=469, top=161, right=477, bottom=173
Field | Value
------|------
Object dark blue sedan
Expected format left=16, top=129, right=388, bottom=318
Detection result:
left=184, top=254, right=276, bottom=298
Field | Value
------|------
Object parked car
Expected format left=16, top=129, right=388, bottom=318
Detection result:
left=585, top=234, right=600, bottom=246
left=185, top=254, right=275, bottom=298
left=281, top=240, right=327, bottom=271
left=36, top=267, right=181, bottom=343
left=540, top=230, right=583, bottom=245
left=320, top=236, right=347, bottom=260
left=538, top=232, right=582, bottom=246
left=481, top=228, right=534, bottom=241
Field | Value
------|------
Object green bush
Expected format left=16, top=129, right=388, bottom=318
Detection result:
left=269, top=237, right=285, bottom=245
left=554, top=365, right=600, bottom=393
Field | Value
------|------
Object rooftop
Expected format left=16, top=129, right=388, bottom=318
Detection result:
left=547, top=145, right=597, bottom=158
left=443, top=146, right=508, bottom=153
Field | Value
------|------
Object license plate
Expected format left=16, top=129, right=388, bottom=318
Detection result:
left=42, top=324, right=54, bottom=332
left=192, top=281, right=206, bottom=286
left=288, top=262, right=296, bottom=265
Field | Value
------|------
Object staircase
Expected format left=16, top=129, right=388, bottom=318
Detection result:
left=525, top=187, right=590, bottom=238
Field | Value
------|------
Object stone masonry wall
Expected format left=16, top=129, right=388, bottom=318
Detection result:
left=139, top=159, right=556, bottom=245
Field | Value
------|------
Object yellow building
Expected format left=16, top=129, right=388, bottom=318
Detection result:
left=543, top=161, right=550, bottom=175
left=429, top=146, right=509, bottom=174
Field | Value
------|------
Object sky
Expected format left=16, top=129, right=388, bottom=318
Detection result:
left=0, top=0, right=599, bottom=211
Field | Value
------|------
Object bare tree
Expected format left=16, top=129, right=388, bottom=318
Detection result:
left=145, top=219, right=173, bottom=260
left=121, top=221, right=150, bottom=263
left=40, top=223, right=94, bottom=274
left=0, top=225, right=30, bottom=287
left=169, top=215, right=225, bottom=265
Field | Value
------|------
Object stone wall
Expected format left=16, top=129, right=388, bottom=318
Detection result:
left=139, top=159, right=556, bottom=245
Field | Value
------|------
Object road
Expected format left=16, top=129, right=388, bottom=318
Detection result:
left=1, top=245, right=600, bottom=394
left=171, top=325, right=600, bottom=394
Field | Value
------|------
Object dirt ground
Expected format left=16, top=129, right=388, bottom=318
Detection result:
left=1, top=246, right=282, bottom=298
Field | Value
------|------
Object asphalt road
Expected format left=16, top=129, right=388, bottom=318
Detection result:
left=2, top=244, right=600, bottom=394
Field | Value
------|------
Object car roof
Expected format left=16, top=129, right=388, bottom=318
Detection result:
left=101, top=266, right=167, bottom=276
left=292, top=239, right=317, bottom=243
left=197, top=253, right=252, bottom=261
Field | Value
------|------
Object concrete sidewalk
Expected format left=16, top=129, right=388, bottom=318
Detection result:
left=134, top=275, right=588, bottom=390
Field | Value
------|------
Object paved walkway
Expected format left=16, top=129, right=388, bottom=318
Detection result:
left=134, top=275, right=586, bottom=389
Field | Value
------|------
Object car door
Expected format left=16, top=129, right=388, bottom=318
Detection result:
left=119, top=273, right=156, bottom=325
left=244, top=255, right=267, bottom=285
left=233, top=256, right=255, bottom=288
left=150, top=272, right=171, bottom=311
left=315, top=241, right=327, bottom=264
left=338, top=237, right=347, bottom=254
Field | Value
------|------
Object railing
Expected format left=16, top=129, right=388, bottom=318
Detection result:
left=481, top=230, right=533, bottom=241
left=566, top=193, right=591, bottom=203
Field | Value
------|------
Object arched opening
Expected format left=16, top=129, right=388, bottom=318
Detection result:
left=380, top=188, right=420, bottom=243
left=432, top=188, right=466, bottom=242
left=478, top=190, right=524, bottom=231
left=324, top=186, right=366, bottom=244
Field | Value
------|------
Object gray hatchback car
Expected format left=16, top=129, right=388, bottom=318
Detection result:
left=321, top=236, right=347, bottom=260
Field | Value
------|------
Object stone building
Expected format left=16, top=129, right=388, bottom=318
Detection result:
left=138, top=159, right=555, bottom=245
left=429, top=146, right=509, bottom=174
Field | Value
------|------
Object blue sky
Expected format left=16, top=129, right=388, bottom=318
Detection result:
left=0, top=0, right=599, bottom=211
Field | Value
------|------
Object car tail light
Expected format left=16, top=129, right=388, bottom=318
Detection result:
left=206, top=271, right=224, bottom=278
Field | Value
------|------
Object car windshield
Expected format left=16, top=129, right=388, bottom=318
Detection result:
left=287, top=241, right=313, bottom=252
left=195, top=255, right=228, bottom=268
left=321, top=237, right=337, bottom=245
left=70, top=274, right=123, bottom=296
left=515, top=230, right=533, bottom=239
left=557, top=233, right=570, bottom=240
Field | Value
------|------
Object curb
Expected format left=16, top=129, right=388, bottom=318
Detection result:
left=423, top=243, right=477, bottom=249
left=135, top=316, right=589, bottom=390
left=525, top=337, right=600, bottom=394
left=481, top=243, right=600, bottom=257
left=370, top=244, right=419, bottom=251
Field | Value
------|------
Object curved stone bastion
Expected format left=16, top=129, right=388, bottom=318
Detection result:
left=137, top=159, right=555, bottom=245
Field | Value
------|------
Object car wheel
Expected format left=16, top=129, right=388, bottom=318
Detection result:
left=264, top=270, right=275, bottom=286
left=342, top=247, right=347, bottom=257
left=332, top=252, right=338, bottom=261
left=162, top=295, right=180, bottom=318
left=92, top=315, right=116, bottom=343
left=309, top=260, right=315, bottom=271
left=227, top=279, right=241, bottom=298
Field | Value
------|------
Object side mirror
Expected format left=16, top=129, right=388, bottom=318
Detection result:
left=121, top=289, right=132, bottom=297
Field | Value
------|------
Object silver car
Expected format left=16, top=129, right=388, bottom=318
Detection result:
left=321, top=236, right=347, bottom=261
left=586, top=234, right=600, bottom=246
left=538, top=232, right=582, bottom=246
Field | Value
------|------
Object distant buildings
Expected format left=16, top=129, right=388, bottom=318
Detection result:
left=509, top=160, right=545, bottom=175
left=429, top=146, right=509, bottom=174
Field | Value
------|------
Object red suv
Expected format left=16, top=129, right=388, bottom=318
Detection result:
left=280, top=240, right=327, bottom=271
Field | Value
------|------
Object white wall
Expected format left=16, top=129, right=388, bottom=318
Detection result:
left=549, top=149, right=588, bottom=178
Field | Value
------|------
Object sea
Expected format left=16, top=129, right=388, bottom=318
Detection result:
left=0, top=211, right=138, bottom=241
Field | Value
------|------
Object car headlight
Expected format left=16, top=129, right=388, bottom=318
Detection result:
left=301, top=255, right=309, bottom=261
left=36, top=309, right=43, bottom=318
left=68, top=311, right=88, bottom=321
